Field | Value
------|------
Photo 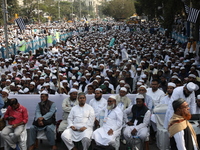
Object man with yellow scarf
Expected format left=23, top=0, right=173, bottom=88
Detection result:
left=168, top=98, right=198, bottom=150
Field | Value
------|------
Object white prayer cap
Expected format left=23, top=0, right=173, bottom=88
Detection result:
left=141, top=74, right=147, bottom=78
left=40, top=90, right=48, bottom=95
left=141, top=61, right=145, bottom=63
left=168, top=82, right=176, bottom=88
left=93, top=80, right=98, bottom=83
left=62, top=80, right=68, bottom=83
left=96, top=75, right=101, bottom=78
left=180, top=67, right=185, bottom=70
left=171, top=75, right=178, bottom=79
left=39, top=77, right=45, bottom=80
left=139, top=79, right=144, bottom=83
left=73, top=82, right=79, bottom=86
left=137, top=82, right=142, bottom=86
left=120, top=87, right=127, bottom=92
left=86, top=73, right=91, bottom=76
left=99, top=64, right=104, bottom=67
left=44, top=83, right=50, bottom=86
left=139, top=85, right=147, bottom=90
left=2, top=89, right=9, bottom=94
left=52, top=76, right=57, bottom=79
left=10, top=82, right=15, bottom=86
left=72, top=76, right=76, bottom=79
left=197, top=95, right=200, bottom=99
left=19, top=89, right=24, bottom=94
left=30, top=82, right=35, bottom=85
left=95, top=88, right=102, bottom=92
left=136, top=94, right=144, bottom=99
left=109, top=95, right=116, bottom=100
left=74, top=67, right=79, bottom=71
left=186, top=82, right=197, bottom=92
left=137, top=68, right=141, bottom=71
left=17, top=85, right=22, bottom=88
left=26, top=78, right=31, bottom=81
left=188, top=74, right=196, bottom=78
left=23, top=88, right=29, bottom=93
left=6, top=79, right=11, bottom=82
left=69, top=88, right=78, bottom=94
left=120, top=80, right=125, bottom=84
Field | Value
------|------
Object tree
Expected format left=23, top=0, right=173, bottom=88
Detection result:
left=102, top=0, right=135, bottom=21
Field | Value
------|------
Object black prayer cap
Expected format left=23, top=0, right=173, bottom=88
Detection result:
left=172, top=98, right=185, bottom=111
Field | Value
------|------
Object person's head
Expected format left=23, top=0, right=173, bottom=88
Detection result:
left=167, top=82, right=176, bottom=96
left=69, top=88, right=78, bottom=101
left=173, top=98, right=191, bottom=120
left=40, top=91, right=49, bottom=103
left=94, top=88, right=103, bottom=101
left=107, top=95, right=117, bottom=110
left=87, top=85, right=95, bottom=94
left=196, top=95, right=200, bottom=107
left=119, top=87, right=127, bottom=97
left=151, top=80, right=159, bottom=92
left=78, top=92, right=86, bottom=107
left=9, top=98, right=19, bottom=110
left=138, top=85, right=147, bottom=95
left=183, top=82, right=196, bottom=98
left=136, top=94, right=145, bottom=108
left=2, top=89, right=9, bottom=100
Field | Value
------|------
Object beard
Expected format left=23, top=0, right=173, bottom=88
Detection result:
left=107, top=104, right=116, bottom=110
left=95, top=96, right=101, bottom=101
left=180, top=109, right=191, bottom=120
left=183, top=90, right=190, bottom=98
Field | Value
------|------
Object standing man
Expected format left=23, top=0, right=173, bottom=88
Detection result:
left=168, top=98, right=198, bottom=149
left=92, top=95, right=123, bottom=148
left=160, top=82, right=176, bottom=105
left=28, top=91, right=57, bottom=150
left=47, top=33, right=53, bottom=48
left=2, top=98, right=28, bottom=150
left=58, top=88, right=78, bottom=132
left=89, top=88, right=107, bottom=128
left=164, top=82, right=197, bottom=129
left=18, top=38, right=26, bottom=53
left=61, top=93, right=95, bottom=150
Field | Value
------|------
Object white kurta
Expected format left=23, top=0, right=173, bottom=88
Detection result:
left=89, top=97, right=107, bottom=120
left=163, top=86, right=196, bottom=129
left=62, top=104, right=95, bottom=142
left=146, top=88, right=165, bottom=107
left=160, top=95, right=171, bottom=105
left=92, top=106, right=123, bottom=146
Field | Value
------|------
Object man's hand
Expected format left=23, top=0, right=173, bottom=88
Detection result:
left=79, top=127, right=87, bottom=132
left=126, top=121, right=133, bottom=126
left=38, top=117, right=44, bottom=121
left=107, top=129, right=113, bottom=135
left=70, top=126, right=77, bottom=131
left=131, top=128, right=137, bottom=136
left=38, top=120, right=44, bottom=126
left=12, top=124, right=18, bottom=128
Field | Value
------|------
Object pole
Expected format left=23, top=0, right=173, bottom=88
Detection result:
left=58, top=0, right=60, bottom=21
left=79, top=0, right=81, bottom=20
left=2, top=0, right=9, bottom=58
left=38, top=0, right=40, bottom=23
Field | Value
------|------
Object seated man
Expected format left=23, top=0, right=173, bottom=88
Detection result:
left=28, top=91, right=57, bottom=150
left=58, top=88, right=78, bottom=132
left=61, top=92, right=95, bottom=150
left=92, top=95, right=123, bottom=148
left=123, top=94, right=151, bottom=150
left=2, top=98, right=28, bottom=150
left=116, top=87, right=131, bottom=111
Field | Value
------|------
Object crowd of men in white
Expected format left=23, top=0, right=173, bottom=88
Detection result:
left=0, top=20, right=200, bottom=150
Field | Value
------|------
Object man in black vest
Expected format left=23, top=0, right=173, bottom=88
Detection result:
left=28, top=91, right=57, bottom=150
left=168, top=98, right=198, bottom=150
left=123, top=94, right=151, bottom=149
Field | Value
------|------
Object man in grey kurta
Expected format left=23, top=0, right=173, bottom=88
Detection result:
left=58, top=88, right=78, bottom=132
left=28, top=91, right=57, bottom=150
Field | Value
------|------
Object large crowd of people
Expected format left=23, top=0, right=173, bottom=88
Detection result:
left=0, top=19, right=200, bottom=150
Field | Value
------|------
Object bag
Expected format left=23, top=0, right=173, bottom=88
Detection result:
left=0, top=118, right=6, bottom=131
left=32, top=117, right=54, bottom=127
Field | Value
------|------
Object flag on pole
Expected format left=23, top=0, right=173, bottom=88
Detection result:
left=15, top=18, right=26, bottom=31
left=184, top=4, right=189, bottom=14
left=187, top=7, right=200, bottom=23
